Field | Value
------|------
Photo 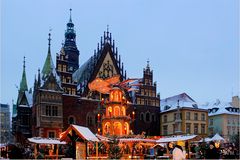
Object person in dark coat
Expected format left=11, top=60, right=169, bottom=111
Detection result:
left=205, top=141, right=220, bottom=159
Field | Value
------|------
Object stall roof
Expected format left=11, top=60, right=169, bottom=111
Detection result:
left=28, top=137, right=66, bottom=144
left=200, top=133, right=225, bottom=142
left=60, top=125, right=99, bottom=142
left=156, top=135, right=199, bottom=143
left=119, top=138, right=156, bottom=143
left=96, top=134, right=112, bottom=142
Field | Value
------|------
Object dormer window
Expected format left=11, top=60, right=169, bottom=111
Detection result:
left=164, top=105, right=170, bottom=110
left=192, top=104, right=198, bottom=108
left=208, top=109, right=211, bottom=113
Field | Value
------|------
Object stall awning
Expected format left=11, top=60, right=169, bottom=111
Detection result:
left=60, top=124, right=99, bottom=142
left=28, top=137, right=67, bottom=144
left=119, top=138, right=156, bottom=143
left=156, top=135, right=199, bottom=143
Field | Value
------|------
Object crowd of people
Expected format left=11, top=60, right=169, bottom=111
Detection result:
left=170, top=141, right=239, bottom=160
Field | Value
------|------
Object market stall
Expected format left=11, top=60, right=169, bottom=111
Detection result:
left=156, top=135, right=201, bottom=159
left=28, top=137, right=66, bottom=159
left=59, top=124, right=100, bottom=159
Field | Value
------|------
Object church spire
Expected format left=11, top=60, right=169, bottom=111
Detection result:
left=19, top=56, right=28, bottom=92
left=42, top=32, right=55, bottom=79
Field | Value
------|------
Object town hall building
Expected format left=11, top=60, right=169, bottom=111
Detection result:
left=13, top=10, right=161, bottom=142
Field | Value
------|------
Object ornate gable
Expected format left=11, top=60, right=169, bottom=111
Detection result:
left=73, top=29, right=127, bottom=96
left=41, top=73, right=63, bottom=92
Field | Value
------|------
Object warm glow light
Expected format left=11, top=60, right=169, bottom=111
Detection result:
left=132, top=111, right=135, bottom=115
left=215, top=142, right=220, bottom=148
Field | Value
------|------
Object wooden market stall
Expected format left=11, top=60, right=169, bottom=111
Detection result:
left=156, top=135, right=201, bottom=159
left=28, top=137, right=66, bottom=159
left=118, top=138, right=157, bottom=159
left=59, top=124, right=100, bottom=159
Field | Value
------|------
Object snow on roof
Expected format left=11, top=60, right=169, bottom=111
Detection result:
left=156, top=135, right=198, bottom=143
left=28, top=137, right=66, bottom=144
left=119, top=138, right=156, bottom=143
left=200, top=99, right=240, bottom=116
left=25, top=91, right=33, bottom=106
left=71, top=125, right=99, bottom=142
left=96, top=134, right=112, bottom=142
left=19, top=105, right=31, bottom=108
left=160, top=93, right=198, bottom=113
left=78, top=97, right=100, bottom=102
left=199, top=133, right=225, bottom=142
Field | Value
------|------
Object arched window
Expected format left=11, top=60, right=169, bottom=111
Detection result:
left=87, top=116, right=93, bottom=126
left=104, top=122, right=111, bottom=134
left=121, top=107, right=126, bottom=116
left=68, top=116, right=75, bottom=124
left=124, top=122, right=129, bottom=135
left=140, top=113, right=144, bottom=121
left=108, top=107, right=112, bottom=117
left=146, top=112, right=150, bottom=122
left=114, top=106, right=120, bottom=116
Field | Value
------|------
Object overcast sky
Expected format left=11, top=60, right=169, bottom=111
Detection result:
left=1, top=0, right=239, bottom=106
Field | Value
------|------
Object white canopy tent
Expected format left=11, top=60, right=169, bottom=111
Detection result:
left=156, top=135, right=198, bottom=143
left=211, top=133, right=225, bottom=141
left=200, top=133, right=225, bottom=142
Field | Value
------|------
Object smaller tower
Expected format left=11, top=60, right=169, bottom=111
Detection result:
left=56, top=9, right=79, bottom=95
left=102, top=87, right=131, bottom=136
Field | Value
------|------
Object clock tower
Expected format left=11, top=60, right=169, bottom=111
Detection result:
left=56, top=9, right=79, bottom=95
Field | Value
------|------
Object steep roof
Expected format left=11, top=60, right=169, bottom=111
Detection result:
left=160, top=93, right=198, bottom=113
left=60, top=124, right=99, bottom=142
left=200, top=99, right=240, bottom=116
left=40, top=34, right=61, bottom=89
left=19, top=57, right=28, bottom=92
left=72, top=30, right=126, bottom=95
left=17, top=90, right=33, bottom=107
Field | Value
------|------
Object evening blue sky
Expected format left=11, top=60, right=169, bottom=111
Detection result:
left=1, top=0, right=239, bottom=106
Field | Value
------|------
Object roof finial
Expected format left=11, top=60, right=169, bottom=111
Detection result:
left=23, top=56, right=26, bottom=69
left=48, top=29, right=52, bottom=53
left=106, top=25, right=109, bottom=38
left=69, top=8, right=72, bottom=22
left=147, top=58, right=150, bottom=68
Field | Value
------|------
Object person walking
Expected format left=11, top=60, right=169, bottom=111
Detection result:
left=205, top=141, right=220, bottom=159
left=172, top=144, right=186, bottom=160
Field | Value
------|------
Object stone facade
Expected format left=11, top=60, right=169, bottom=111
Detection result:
left=160, top=93, right=208, bottom=137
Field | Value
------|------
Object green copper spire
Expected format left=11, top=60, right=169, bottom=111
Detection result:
left=19, top=56, right=28, bottom=92
left=42, top=32, right=55, bottom=79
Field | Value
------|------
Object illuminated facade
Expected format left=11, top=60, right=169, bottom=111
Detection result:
left=102, top=87, right=131, bottom=136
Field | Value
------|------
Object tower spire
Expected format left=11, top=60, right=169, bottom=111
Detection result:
left=48, top=30, right=51, bottom=54
left=69, top=8, right=72, bottom=23
left=147, top=59, right=150, bottom=69
left=19, top=56, right=28, bottom=92
left=42, top=33, right=55, bottom=78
